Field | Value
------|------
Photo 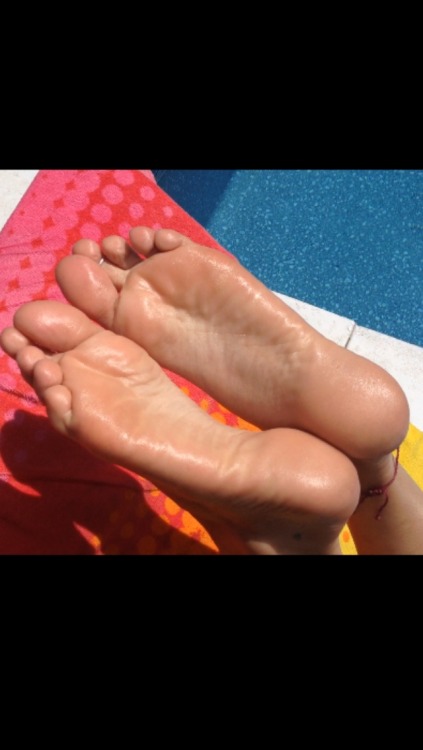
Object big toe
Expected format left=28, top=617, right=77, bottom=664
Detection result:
left=56, top=255, right=119, bottom=328
left=14, top=301, right=103, bottom=353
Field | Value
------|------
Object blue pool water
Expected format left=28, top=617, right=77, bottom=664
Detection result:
left=154, top=170, right=423, bottom=347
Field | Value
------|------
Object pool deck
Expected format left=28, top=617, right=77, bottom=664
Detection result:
left=1, top=170, right=422, bottom=431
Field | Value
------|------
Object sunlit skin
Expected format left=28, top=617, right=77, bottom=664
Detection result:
left=1, top=303, right=361, bottom=555
left=2, top=225, right=422, bottom=554
left=55, top=227, right=410, bottom=466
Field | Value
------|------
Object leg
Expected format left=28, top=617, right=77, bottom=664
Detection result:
left=349, top=453, right=423, bottom=554
left=1, top=300, right=361, bottom=555
left=56, top=228, right=410, bottom=461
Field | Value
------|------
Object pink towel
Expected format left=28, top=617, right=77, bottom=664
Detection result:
left=0, top=169, right=249, bottom=554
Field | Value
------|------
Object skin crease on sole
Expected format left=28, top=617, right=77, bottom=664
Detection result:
left=1, top=302, right=361, bottom=556
left=54, top=227, right=410, bottom=462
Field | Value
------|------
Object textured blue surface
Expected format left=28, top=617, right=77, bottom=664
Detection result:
left=155, top=170, right=423, bottom=347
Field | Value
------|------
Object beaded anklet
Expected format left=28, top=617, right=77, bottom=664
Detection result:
left=360, top=448, right=400, bottom=520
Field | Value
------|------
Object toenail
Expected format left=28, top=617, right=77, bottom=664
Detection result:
left=98, top=257, right=105, bottom=265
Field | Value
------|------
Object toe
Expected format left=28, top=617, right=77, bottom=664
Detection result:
left=16, top=345, right=47, bottom=384
left=33, top=357, right=64, bottom=393
left=73, top=238, right=102, bottom=262
left=32, top=359, right=73, bottom=434
left=14, top=301, right=103, bottom=353
left=129, top=226, right=157, bottom=256
left=153, top=229, right=187, bottom=251
left=129, top=227, right=186, bottom=256
left=101, top=235, right=141, bottom=269
left=0, top=327, right=30, bottom=357
left=42, top=383, right=72, bottom=434
left=56, top=256, right=119, bottom=328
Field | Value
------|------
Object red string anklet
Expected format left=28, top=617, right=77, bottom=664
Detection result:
left=360, top=448, right=400, bottom=520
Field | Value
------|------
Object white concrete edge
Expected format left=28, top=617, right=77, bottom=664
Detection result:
left=347, top=326, right=423, bottom=431
left=0, top=170, right=39, bottom=231
left=275, top=292, right=356, bottom=347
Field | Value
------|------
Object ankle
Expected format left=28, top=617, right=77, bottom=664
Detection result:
left=354, top=450, right=400, bottom=519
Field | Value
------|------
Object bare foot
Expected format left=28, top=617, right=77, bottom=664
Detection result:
left=56, top=228, right=409, bottom=461
left=1, top=301, right=361, bottom=555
